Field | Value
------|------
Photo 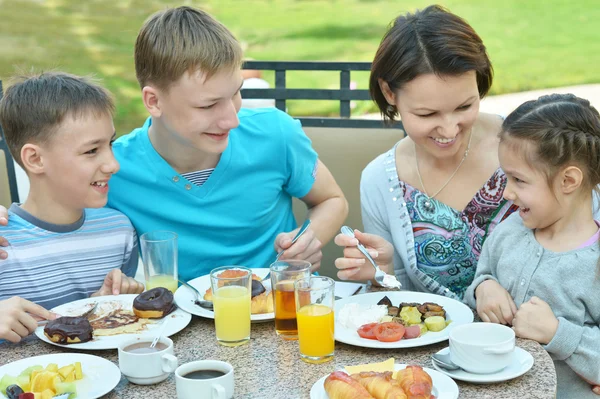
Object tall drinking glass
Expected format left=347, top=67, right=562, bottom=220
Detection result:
left=210, top=266, right=252, bottom=347
left=294, top=276, right=335, bottom=364
left=270, top=260, right=311, bottom=340
left=140, top=231, right=178, bottom=293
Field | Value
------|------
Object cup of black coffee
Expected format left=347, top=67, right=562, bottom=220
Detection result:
left=175, top=360, right=234, bottom=399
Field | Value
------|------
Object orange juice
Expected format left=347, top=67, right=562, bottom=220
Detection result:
left=146, top=274, right=178, bottom=293
left=213, top=285, right=251, bottom=346
left=296, top=304, right=334, bottom=363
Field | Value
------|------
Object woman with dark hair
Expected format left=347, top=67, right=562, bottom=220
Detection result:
left=335, top=5, right=518, bottom=303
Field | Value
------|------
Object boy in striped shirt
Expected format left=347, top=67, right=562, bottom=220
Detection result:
left=0, top=72, right=144, bottom=343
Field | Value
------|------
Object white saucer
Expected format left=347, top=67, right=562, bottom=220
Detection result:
left=431, top=347, right=534, bottom=384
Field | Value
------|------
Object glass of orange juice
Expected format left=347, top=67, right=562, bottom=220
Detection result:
left=210, top=266, right=252, bottom=347
left=270, top=260, right=311, bottom=340
left=294, top=276, right=335, bottom=364
left=140, top=231, right=178, bottom=293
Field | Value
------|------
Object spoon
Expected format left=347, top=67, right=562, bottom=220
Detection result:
left=432, top=352, right=461, bottom=370
left=340, top=226, right=400, bottom=288
left=150, top=318, right=170, bottom=348
left=178, top=279, right=214, bottom=310
left=262, top=219, right=312, bottom=282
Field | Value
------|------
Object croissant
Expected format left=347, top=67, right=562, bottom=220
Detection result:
left=324, top=371, right=374, bottom=399
left=351, top=371, right=408, bottom=399
left=394, top=366, right=433, bottom=399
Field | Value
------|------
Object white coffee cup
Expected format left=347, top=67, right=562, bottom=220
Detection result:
left=118, top=336, right=178, bottom=385
left=449, top=323, right=515, bottom=374
left=175, top=360, right=234, bottom=399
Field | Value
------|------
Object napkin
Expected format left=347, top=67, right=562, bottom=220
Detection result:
left=334, top=281, right=365, bottom=298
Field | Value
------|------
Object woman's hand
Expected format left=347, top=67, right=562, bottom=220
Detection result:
left=91, top=269, right=145, bottom=297
left=0, top=297, right=57, bottom=343
left=334, top=229, right=394, bottom=281
left=512, top=296, right=558, bottom=345
left=475, top=279, right=517, bottom=325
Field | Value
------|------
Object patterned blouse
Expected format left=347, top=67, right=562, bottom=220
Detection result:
left=400, top=168, right=518, bottom=299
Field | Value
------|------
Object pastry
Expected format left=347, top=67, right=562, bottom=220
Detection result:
left=43, top=316, right=93, bottom=344
left=133, top=287, right=176, bottom=319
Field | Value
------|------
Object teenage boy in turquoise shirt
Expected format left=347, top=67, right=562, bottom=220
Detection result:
left=0, top=7, right=348, bottom=281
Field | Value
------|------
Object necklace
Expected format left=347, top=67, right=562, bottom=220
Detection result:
left=414, top=130, right=474, bottom=211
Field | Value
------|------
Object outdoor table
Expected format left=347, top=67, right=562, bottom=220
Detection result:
left=1, top=316, right=557, bottom=398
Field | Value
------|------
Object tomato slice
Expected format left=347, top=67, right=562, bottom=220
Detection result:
left=374, top=322, right=405, bottom=342
left=357, top=323, right=379, bottom=340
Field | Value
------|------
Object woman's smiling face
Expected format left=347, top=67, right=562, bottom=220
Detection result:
left=385, top=71, right=480, bottom=160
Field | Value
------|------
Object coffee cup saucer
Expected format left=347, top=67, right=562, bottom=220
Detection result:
left=431, top=347, right=534, bottom=384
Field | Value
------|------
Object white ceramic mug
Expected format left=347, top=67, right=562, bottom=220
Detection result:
left=175, top=360, right=234, bottom=399
left=118, top=336, right=178, bottom=385
left=449, top=323, right=515, bottom=374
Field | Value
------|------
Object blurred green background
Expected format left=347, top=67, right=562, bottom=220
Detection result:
left=1, top=0, right=599, bottom=136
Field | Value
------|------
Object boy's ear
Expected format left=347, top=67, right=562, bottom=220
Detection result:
left=378, top=79, right=397, bottom=106
left=20, top=144, right=45, bottom=175
left=142, top=86, right=162, bottom=118
left=560, top=165, right=583, bottom=194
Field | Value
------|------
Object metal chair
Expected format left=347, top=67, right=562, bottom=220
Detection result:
left=241, top=60, right=403, bottom=130
left=0, top=80, right=20, bottom=206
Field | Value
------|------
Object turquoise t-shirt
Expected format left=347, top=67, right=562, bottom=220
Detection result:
left=108, top=108, right=318, bottom=281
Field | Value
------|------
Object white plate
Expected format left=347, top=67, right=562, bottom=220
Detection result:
left=431, top=347, right=534, bottom=383
left=334, top=291, right=474, bottom=348
left=0, top=353, right=120, bottom=399
left=310, top=364, right=459, bottom=399
left=35, top=294, right=192, bottom=350
left=174, top=268, right=275, bottom=322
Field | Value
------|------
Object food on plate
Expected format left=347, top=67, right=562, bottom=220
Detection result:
left=399, top=307, right=422, bottom=325
left=43, top=316, right=93, bottom=344
left=337, top=304, right=389, bottom=330
left=323, top=371, right=373, bottom=399
left=203, top=271, right=274, bottom=314
left=90, top=308, right=152, bottom=336
left=133, top=287, right=176, bottom=319
left=0, top=362, right=83, bottom=399
left=356, top=322, right=417, bottom=343
left=423, top=316, right=446, bottom=333
left=352, top=371, right=407, bottom=399
left=395, top=365, right=433, bottom=399
left=323, top=361, right=436, bottom=399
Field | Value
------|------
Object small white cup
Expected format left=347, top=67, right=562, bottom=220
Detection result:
left=118, top=336, right=178, bottom=385
left=449, top=323, right=515, bottom=374
left=175, top=360, right=234, bottom=399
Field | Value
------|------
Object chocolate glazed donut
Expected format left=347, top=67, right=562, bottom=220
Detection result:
left=44, top=316, right=93, bottom=344
left=133, top=287, right=176, bottom=319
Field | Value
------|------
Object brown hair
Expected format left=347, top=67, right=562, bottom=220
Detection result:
left=0, top=71, right=114, bottom=167
left=369, top=5, right=493, bottom=122
left=135, top=6, right=243, bottom=91
left=500, top=94, right=600, bottom=271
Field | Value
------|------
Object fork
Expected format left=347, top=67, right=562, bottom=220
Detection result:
left=262, top=219, right=312, bottom=282
left=340, top=226, right=388, bottom=287
left=37, top=302, right=98, bottom=327
left=53, top=394, right=73, bottom=399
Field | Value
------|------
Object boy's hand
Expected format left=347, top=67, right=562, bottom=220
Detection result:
left=475, top=279, right=517, bottom=325
left=0, top=297, right=57, bottom=343
left=92, top=269, right=145, bottom=297
left=512, top=296, right=559, bottom=345
left=275, top=227, right=322, bottom=272
left=0, top=205, right=9, bottom=260
left=334, top=230, right=394, bottom=281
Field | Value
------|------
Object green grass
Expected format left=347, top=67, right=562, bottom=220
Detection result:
left=1, top=0, right=599, bottom=136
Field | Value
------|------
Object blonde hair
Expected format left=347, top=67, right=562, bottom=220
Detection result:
left=134, top=6, right=244, bottom=91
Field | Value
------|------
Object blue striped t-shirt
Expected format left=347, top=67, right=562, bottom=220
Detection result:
left=0, top=204, right=138, bottom=310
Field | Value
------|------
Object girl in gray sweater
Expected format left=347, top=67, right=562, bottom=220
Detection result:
left=465, top=93, right=600, bottom=398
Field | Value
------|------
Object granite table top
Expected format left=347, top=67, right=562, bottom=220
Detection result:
left=1, top=315, right=557, bottom=398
